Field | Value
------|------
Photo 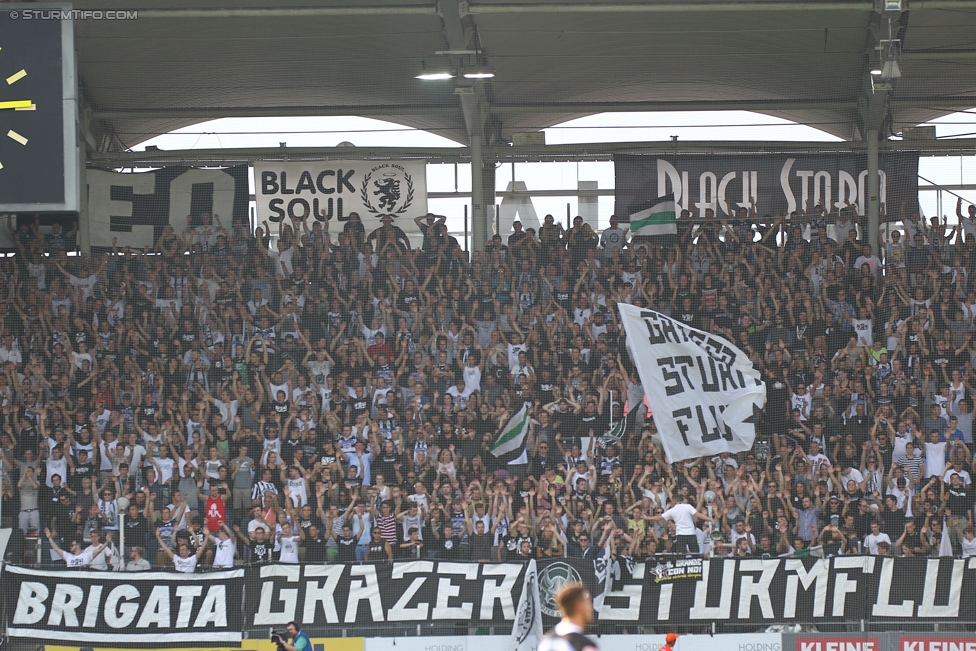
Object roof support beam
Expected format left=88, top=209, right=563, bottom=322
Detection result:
left=493, top=100, right=857, bottom=114
left=91, top=105, right=458, bottom=120
left=437, top=0, right=494, bottom=250
left=464, top=2, right=873, bottom=13
left=88, top=138, right=976, bottom=168
left=136, top=5, right=438, bottom=18
left=90, top=96, right=976, bottom=123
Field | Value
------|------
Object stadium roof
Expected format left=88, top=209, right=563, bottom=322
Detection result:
left=75, top=0, right=976, bottom=151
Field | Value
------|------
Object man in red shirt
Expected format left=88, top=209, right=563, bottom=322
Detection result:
left=204, top=484, right=228, bottom=532
left=366, top=332, right=394, bottom=360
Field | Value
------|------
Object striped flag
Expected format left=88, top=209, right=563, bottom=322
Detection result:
left=628, top=194, right=677, bottom=237
left=490, top=405, right=531, bottom=465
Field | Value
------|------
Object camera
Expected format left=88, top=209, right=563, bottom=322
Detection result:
left=271, top=632, right=286, bottom=648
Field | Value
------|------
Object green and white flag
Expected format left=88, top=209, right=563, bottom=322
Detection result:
left=628, top=193, right=677, bottom=236
left=490, top=404, right=531, bottom=465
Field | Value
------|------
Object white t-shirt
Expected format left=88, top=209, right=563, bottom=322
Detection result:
left=70, top=274, right=98, bottom=300
left=537, top=622, right=598, bottom=651
left=852, top=318, right=873, bottom=346
left=154, top=456, right=176, bottom=484
left=173, top=554, right=198, bottom=573
left=507, top=343, right=528, bottom=371
left=278, top=534, right=300, bottom=563
left=962, top=536, right=976, bottom=558
left=85, top=543, right=113, bottom=571
left=62, top=549, right=93, bottom=568
left=286, top=477, right=308, bottom=508
left=462, top=365, right=482, bottom=395
left=213, top=537, right=236, bottom=568
left=661, top=503, right=700, bottom=536
left=944, top=468, right=973, bottom=486
left=213, top=399, right=238, bottom=428
left=864, top=531, right=892, bottom=555
left=807, top=453, right=831, bottom=472
left=46, top=457, right=68, bottom=488
left=925, top=442, right=947, bottom=478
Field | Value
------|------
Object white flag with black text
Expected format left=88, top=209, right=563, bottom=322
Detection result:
left=618, top=303, right=766, bottom=463
left=510, top=558, right=544, bottom=651
left=592, top=538, right=614, bottom=612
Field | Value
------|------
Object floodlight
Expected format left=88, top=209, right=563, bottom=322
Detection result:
left=462, top=63, right=495, bottom=79
left=416, top=59, right=454, bottom=81
left=880, top=41, right=901, bottom=79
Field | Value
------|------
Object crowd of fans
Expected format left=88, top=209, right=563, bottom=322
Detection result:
left=3, top=196, right=976, bottom=572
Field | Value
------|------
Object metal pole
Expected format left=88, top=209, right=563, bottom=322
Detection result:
left=867, top=130, right=880, bottom=258
left=464, top=204, right=469, bottom=253
left=77, top=147, right=91, bottom=255
left=471, top=137, right=486, bottom=252
left=468, top=2, right=875, bottom=14
left=118, top=509, right=125, bottom=571
left=566, top=203, right=571, bottom=229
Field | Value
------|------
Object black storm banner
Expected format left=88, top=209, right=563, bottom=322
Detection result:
left=614, top=152, right=919, bottom=221
left=245, top=557, right=976, bottom=627
left=3, top=564, right=245, bottom=644
left=86, top=166, right=250, bottom=249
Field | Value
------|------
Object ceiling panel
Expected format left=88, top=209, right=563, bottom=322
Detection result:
left=69, top=0, right=976, bottom=149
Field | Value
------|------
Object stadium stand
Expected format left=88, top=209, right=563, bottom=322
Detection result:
left=2, top=198, right=974, bottom=570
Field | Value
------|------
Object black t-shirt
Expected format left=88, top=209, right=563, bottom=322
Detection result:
left=373, top=452, right=402, bottom=484
left=881, top=507, right=906, bottom=541
left=336, top=535, right=358, bottom=562
left=437, top=534, right=462, bottom=559
left=282, top=437, right=302, bottom=464
left=947, top=484, right=970, bottom=518
left=901, top=530, right=924, bottom=553
left=125, top=514, right=150, bottom=548
left=141, top=403, right=159, bottom=421
left=304, top=536, right=328, bottom=563
left=248, top=539, right=273, bottom=564
left=70, top=460, right=95, bottom=491
left=577, top=411, right=607, bottom=438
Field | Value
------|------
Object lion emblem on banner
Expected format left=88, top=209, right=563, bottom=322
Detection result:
left=360, top=163, right=415, bottom=215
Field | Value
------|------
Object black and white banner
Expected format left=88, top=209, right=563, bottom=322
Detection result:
left=614, top=152, right=919, bottom=219
left=5, top=557, right=972, bottom=641
left=254, top=161, right=428, bottom=237
left=3, top=564, right=245, bottom=643
left=244, top=557, right=976, bottom=627
left=618, top=303, right=766, bottom=463
left=87, top=166, right=250, bottom=249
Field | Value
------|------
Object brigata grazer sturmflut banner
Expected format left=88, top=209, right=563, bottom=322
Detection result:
left=614, top=152, right=919, bottom=219
left=4, top=557, right=976, bottom=643
left=618, top=303, right=767, bottom=463
left=3, top=564, right=245, bottom=644
left=242, top=557, right=976, bottom=628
